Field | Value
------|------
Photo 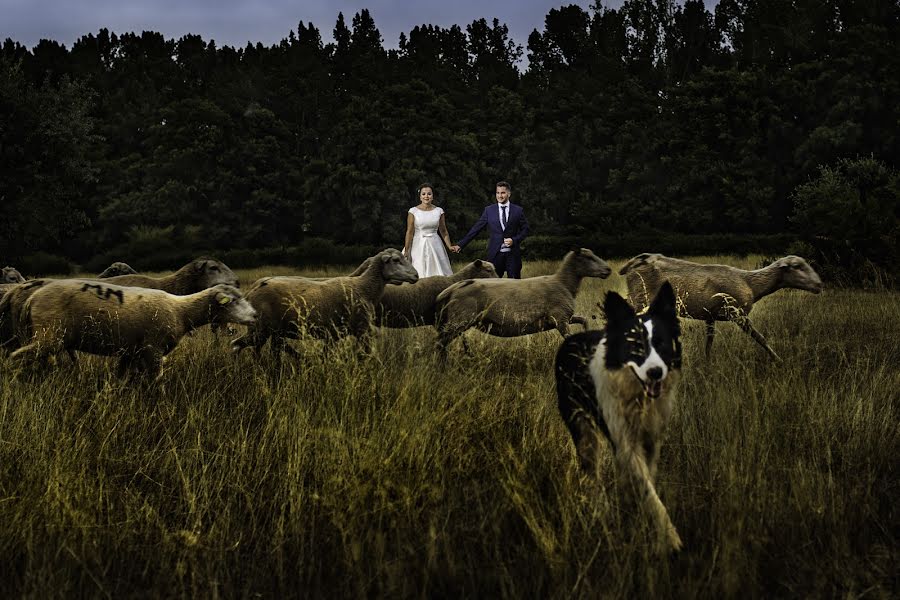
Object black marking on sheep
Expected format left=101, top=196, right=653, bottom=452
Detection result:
left=80, top=283, right=125, bottom=304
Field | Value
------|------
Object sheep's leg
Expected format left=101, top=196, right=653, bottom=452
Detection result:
left=65, top=349, right=79, bottom=367
left=231, top=332, right=253, bottom=352
left=232, top=328, right=268, bottom=357
left=355, top=331, right=373, bottom=358
left=736, top=317, right=782, bottom=362
left=210, top=322, right=238, bottom=337
left=705, top=320, right=716, bottom=355
left=9, top=341, right=55, bottom=375
left=117, top=353, right=134, bottom=379
left=436, top=326, right=464, bottom=360
left=270, top=335, right=286, bottom=365
left=280, top=341, right=301, bottom=359
left=460, top=334, right=471, bottom=356
left=569, top=315, right=588, bottom=328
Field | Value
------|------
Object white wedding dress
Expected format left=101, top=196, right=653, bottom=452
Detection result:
left=407, top=206, right=453, bottom=277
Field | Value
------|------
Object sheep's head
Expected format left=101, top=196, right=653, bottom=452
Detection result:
left=98, top=262, right=137, bottom=278
left=193, top=257, right=241, bottom=290
left=773, top=255, right=823, bottom=294
left=377, top=249, right=419, bottom=285
left=461, top=259, right=499, bottom=279
left=568, top=248, right=612, bottom=279
left=2, top=266, right=25, bottom=283
left=210, top=285, right=257, bottom=325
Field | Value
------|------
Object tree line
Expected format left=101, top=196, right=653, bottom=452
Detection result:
left=1, top=1, right=898, bottom=282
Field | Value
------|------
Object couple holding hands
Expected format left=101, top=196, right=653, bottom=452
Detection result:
left=402, top=181, right=529, bottom=279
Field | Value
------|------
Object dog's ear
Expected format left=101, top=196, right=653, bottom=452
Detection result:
left=603, top=291, right=635, bottom=329
left=650, top=281, right=682, bottom=368
left=649, top=281, right=677, bottom=320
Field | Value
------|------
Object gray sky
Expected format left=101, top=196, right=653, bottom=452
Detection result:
left=3, top=0, right=629, bottom=51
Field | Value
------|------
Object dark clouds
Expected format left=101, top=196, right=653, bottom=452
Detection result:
left=5, top=0, right=608, bottom=51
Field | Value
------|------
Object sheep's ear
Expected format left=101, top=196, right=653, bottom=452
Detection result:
left=195, top=260, right=208, bottom=272
left=603, top=291, right=635, bottom=327
left=649, top=281, right=677, bottom=320
left=216, top=293, right=232, bottom=305
left=474, top=259, right=482, bottom=266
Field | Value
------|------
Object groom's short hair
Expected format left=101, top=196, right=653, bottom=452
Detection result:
left=496, top=181, right=511, bottom=191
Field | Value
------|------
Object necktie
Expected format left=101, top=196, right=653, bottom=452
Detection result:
left=501, top=205, right=507, bottom=229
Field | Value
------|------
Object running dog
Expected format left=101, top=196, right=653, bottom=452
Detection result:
left=555, top=281, right=684, bottom=551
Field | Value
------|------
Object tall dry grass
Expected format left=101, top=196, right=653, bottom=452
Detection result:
left=0, top=256, right=897, bottom=598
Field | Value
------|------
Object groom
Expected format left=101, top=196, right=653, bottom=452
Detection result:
left=452, top=181, right=530, bottom=278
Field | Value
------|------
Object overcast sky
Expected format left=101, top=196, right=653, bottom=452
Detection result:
left=2, top=0, right=638, bottom=52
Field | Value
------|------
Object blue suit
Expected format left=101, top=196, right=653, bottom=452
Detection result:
left=457, top=202, right=530, bottom=278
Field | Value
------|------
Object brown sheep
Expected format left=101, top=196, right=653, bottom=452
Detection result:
left=100, top=256, right=239, bottom=294
left=8, top=280, right=256, bottom=379
left=97, top=262, right=138, bottom=278
left=2, top=266, right=25, bottom=283
left=618, top=253, right=823, bottom=360
left=232, top=248, right=418, bottom=359
left=376, top=259, right=498, bottom=328
left=0, top=280, right=45, bottom=352
left=434, top=248, right=612, bottom=357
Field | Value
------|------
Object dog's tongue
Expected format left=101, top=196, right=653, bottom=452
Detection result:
left=646, top=380, right=662, bottom=398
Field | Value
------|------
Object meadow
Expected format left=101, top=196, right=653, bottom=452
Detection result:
left=0, top=255, right=897, bottom=598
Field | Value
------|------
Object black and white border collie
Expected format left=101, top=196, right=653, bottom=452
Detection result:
left=555, top=281, right=684, bottom=551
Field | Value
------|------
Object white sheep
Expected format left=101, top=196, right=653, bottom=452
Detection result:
left=97, top=262, right=138, bottom=278
left=376, top=259, right=498, bottom=328
left=618, top=253, right=823, bottom=360
left=232, top=248, right=418, bottom=359
left=434, top=248, right=612, bottom=356
left=2, top=266, right=25, bottom=283
left=8, top=280, right=256, bottom=379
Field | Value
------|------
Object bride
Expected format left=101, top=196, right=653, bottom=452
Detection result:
left=402, top=183, right=455, bottom=277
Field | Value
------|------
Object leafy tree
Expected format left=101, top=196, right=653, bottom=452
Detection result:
left=0, top=57, right=98, bottom=260
left=791, top=156, right=899, bottom=286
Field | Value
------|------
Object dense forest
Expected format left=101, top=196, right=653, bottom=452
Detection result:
left=1, top=0, right=898, bottom=282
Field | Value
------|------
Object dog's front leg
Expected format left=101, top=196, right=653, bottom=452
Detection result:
left=617, top=446, right=682, bottom=553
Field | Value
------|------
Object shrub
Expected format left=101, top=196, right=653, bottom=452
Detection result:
left=791, top=157, right=899, bottom=288
left=18, top=252, right=75, bottom=277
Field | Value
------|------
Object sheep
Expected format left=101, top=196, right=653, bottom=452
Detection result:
left=618, top=253, right=823, bottom=360
left=434, top=248, right=612, bottom=356
left=376, top=259, right=498, bottom=328
left=0, top=280, right=45, bottom=352
left=98, top=256, right=240, bottom=338
left=99, top=256, right=239, bottom=294
left=232, top=248, right=418, bottom=359
left=8, top=280, right=256, bottom=379
left=97, top=261, right=138, bottom=278
left=2, top=266, right=25, bottom=283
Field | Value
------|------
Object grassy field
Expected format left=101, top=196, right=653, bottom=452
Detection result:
left=0, top=255, right=897, bottom=598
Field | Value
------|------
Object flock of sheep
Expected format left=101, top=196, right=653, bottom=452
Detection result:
left=0, top=249, right=823, bottom=381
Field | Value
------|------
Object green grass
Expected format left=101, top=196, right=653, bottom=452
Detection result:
left=0, top=256, right=897, bottom=598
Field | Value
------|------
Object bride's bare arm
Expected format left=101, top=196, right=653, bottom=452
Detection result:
left=403, top=212, right=415, bottom=256
left=438, top=213, right=454, bottom=250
